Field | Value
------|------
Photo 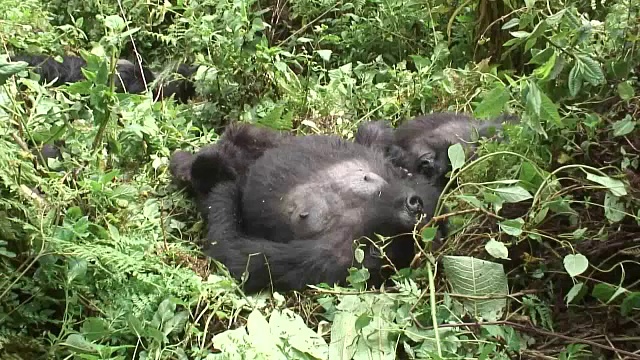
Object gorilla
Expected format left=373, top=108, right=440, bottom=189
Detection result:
left=10, top=54, right=197, bottom=104
left=355, top=112, right=519, bottom=188
left=170, top=123, right=447, bottom=293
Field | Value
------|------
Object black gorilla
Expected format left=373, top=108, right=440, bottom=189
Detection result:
left=11, top=54, right=197, bottom=104
left=170, top=123, right=447, bottom=293
left=355, top=112, right=518, bottom=188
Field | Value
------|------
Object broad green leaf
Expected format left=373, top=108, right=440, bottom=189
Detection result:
left=442, top=256, right=509, bottom=321
left=448, top=143, right=466, bottom=171
left=565, top=282, right=587, bottom=304
left=456, top=194, right=485, bottom=209
left=568, top=62, right=582, bottom=97
left=473, top=85, right=510, bottom=119
left=67, top=257, right=88, bottom=283
left=493, top=185, right=533, bottom=203
left=545, top=9, right=566, bottom=26
left=329, top=311, right=359, bottom=359
left=421, top=227, right=438, bottom=242
left=62, top=334, right=98, bottom=353
left=621, top=292, right=640, bottom=316
left=104, top=15, right=125, bottom=31
left=354, top=248, right=365, bottom=263
left=498, top=218, right=524, bottom=236
left=316, top=50, right=333, bottom=62
left=526, top=82, right=542, bottom=116
left=604, top=192, right=626, bottom=223
left=0, top=60, right=28, bottom=85
left=246, top=309, right=278, bottom=354
left=501, top=18, right=519, bottom=30
left=578, top=55, right=605, bottom=85
left=529, top=47, right=554, bottom=65
left=510, top=31, right=531, bottom=38
left=612, top=116, right=636, bottom=137
left=537, top=88, right=562, bottom=128
left=485, top=239, right=510, bottom=260
left=563, top=254, right=589, bottom=277
left=81, top=317, right=110, bottom=342
left=533, top=51, right=557, bottom=79
left=617, top=82, right=635, bottom=100
left=585, top=173, right=627, bottom=196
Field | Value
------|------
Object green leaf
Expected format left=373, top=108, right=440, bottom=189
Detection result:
left=604, top=192, right=626, bottom=223
left=316, top=49, right=333, bottom=62
left=354, top=247, right=365, bottom=263
left=448, top=143, right=466, bottom=171
left=485, top=239, right=510, bottom=260
left=421, top=227, right=438, bottom=242
left=473, top=85, right=510, bottom=119
left=621, top=292, right=640, bottom=316
left=565, top=282, right=587, bottom=305
left=67, top=257, right=88, bottom=283
left=493, top=185, right=533, bottom=203
left=545, top=9, right=566, bottom=26
left=104, top=15, right=125, bottom=31
left=612, top=116, right=636, bottom=137
left=63, top=334, right=98, bottom=353
left=578, top=55, right=604, bottom=85
left=501, top=18, right=519, bottom=30
left=526, top=82, right=542, bottom=116
left=509, top=31, right=531, bottom=38
left=617, top=82, right=635, bottom=100
left=563, top=254, right=589, bottom=277
left=538, top=90, right=562, bottom=127
left=442, top=256, right=509, bottom=321
left=568, top=62, right=583, bottom=97
left=585, top=173, right=627, bottom=196
left=0, top=60, right=29, bottom=85
left=498, top=218, right=524, bottom=236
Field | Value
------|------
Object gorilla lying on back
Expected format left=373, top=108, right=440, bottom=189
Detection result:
left=170, top=124, right=447, bottom=293
left=11, top=54, right=198, bottom=103
left=355, top=112, right=519, bottom=188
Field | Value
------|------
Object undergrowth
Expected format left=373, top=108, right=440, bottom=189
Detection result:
left=0, top=0, right=639, bottom=359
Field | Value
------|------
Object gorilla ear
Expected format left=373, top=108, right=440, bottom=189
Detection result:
left=190, top=150, right=237, bottom=195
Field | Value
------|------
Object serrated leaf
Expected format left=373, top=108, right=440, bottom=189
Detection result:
left=563, top=254, right=589, bottom=277
left=568, top=62, right=583, bottom=97
left=316, top=50, right=332, bottom=62
left=498, top=218, right=524, bottom=236
left=485, top=239, right=510, bottom=260
left=612, top=117, right=636, bottom=137
left=448, top=143, right=466, bottom=171
left=617, top=82, right=635, bottom=100
left=565, top=282, right=587, bottom=304
left=585, top=173, right=627, bottom=196
left=473, top=85, right=510, bottom=119
left=578, top=55, right=604, bottom=85
left=442, top=256, right=509, bottom=321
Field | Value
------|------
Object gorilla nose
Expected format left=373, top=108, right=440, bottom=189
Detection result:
left=406, top=194, right=424, bottom=214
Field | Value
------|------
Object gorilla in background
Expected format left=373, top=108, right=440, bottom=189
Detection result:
left=170, top=123, right=447, bottom=293
left=355, top=112, right=519, bottom=189
left=11, top=54, right=198, bottom=104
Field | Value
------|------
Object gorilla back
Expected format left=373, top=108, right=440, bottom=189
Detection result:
left=200, top=135, right=445, bottom=293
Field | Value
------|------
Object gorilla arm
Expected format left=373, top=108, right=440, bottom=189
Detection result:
left=202, top=181, right=358, bottom=293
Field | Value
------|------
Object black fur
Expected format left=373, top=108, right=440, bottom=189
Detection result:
left=355, top=112, right=519, bottom=188
left=12, top=54, right=197, bottom=104
left=171, top=124, right=447, bottom=293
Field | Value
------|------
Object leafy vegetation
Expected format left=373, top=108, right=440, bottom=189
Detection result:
left=1, top=0, right=639, bottom=358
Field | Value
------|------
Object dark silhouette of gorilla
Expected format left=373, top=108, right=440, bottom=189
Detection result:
left=355, top=112, right=519, bottom=188
left=170, top=123, right=447, bottom=293
left=11, top=54, right=197, bottom=104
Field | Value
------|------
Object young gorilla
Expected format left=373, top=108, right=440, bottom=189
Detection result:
left=355, top=112, right=519, bottom=189
left=171, top=125, right=447, bottom=293
left=11, top=54, right=197, bottom=104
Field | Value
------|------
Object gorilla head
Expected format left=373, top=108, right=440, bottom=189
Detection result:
left=355, top=112, right=518, bottom=188
left=170, top=124, right=446, bottom=293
